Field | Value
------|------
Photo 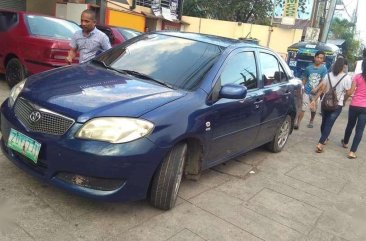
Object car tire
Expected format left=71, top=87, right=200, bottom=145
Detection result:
left=6, top=58, right=26, bottom=87
left=150, top=142, right=187, bottom=210
left=267, top=115, right=291, bottom=153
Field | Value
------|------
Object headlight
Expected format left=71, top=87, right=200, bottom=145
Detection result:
left=75, top=117, right=154, bottom=143
left=8, top=79, right=26, bottom=108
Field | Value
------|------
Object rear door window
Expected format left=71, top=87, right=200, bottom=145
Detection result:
left=259, top=52, right=288, bottom=86
left=117, top=28, right=141, bottom=40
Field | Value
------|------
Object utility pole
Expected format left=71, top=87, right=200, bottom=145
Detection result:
left=266, top=0, right=276, bottom=47
left=352, top=0, right=359, bottom=34
left=310, top=0, right=319, bottom=27
left=320, top=0, right=336, bottom=42
left=178, top=0, right=184, bottom=20
left=317, top=0, right=328, bottom=41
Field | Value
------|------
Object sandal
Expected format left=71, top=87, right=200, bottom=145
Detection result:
left=341, top=139, right=348, bottom=148
left=315, top=146, right=323, bottom=153
left=347, top=152, right=357, bottom=159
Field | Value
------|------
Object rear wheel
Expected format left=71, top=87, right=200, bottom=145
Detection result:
left=267, top=115, right=291, bottom=153
left=150, top=143, right=187, bottom=210
left=6, top=58, right=26, bottom=87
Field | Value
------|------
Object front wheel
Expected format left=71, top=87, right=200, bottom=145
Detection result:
left=267, top=115, right=291, bottom=153
left=149, top=143, right=187, bottom=210
left=5, top=58, right=26, bottom=87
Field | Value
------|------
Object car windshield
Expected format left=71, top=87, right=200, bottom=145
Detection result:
left=116, top=28, right=141, bottom=40
left=26, top=15, right=80, bottom=40
left=95, top=34, right=223, bottom=90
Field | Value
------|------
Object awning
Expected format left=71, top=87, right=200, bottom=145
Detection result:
left=142, top=12, right=163, bottom=20
left=327, top=39, right=346, bottom=46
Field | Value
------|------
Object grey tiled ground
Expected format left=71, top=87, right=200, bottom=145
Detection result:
left=0, top=76, right=365, bottom=241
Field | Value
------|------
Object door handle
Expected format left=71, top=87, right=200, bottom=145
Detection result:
left=254, top=100, right=263, bottom=109
left=284, top=91, right=291, bottom=99
left=254, top=100, right=263, bottom=105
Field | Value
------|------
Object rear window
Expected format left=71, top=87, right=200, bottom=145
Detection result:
left=116, top=28, right=141, bottom=40
left=25, top=15, right=80, bottom=40
left=0, top=11, right=18, bottom=32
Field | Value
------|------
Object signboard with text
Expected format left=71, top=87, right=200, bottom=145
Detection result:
left=281, top=0, right=299, bottom=25
left=151, top=0, right=162, bottom=17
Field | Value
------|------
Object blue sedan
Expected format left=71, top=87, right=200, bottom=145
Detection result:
left=0, top=32, right=302, bottom=210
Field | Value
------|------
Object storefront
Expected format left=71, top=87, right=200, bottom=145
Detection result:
left=107, top=0, right=185, bottom=32
left=105, top=9, right=145, bottom=32
left=142, top=13, right=183, bottom=32
left=162, top=20, right=180, bottom=30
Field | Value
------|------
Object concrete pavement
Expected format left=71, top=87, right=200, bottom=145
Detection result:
left=0, top=76, right=365, bottom=241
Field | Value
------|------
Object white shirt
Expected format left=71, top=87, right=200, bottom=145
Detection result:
left=70, top=27, right=111, bottom=63
left=323, top=72, right=352, bottom=106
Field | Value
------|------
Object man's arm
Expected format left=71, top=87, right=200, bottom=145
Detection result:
left=101, top=34, right=112, bottom=51
left=346, top=82, right=356, bottom=96
left=313, top=82, right=325, bottom=101
left=312, top=82, right=322, bottom=94
left=309, top=81, right=325, bottom=110
left=66, top=48, right=77, bottom=64
left=346, top=76, right=355, bottom=96
left=302, top=66, right=310, bottom=85
left=66, top=32, right=78, bottom=64
left=312, top=68, right=327, bottom=94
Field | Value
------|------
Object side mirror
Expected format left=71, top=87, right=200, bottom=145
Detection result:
left=219, top=84, right=247, bottom=99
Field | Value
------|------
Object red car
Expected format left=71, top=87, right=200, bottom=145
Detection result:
left=0, top=10, right=81, bottom=87
left=96, top=25, right=142, bottom=46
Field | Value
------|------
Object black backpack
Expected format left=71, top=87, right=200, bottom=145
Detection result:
left=321, top=73, right=346, bottom=111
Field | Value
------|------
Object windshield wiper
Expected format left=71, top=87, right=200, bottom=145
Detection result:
left=91, top=59, right=128, bottom=75
left=91, top=60, right=173, bottom=89
left=120, top=69, right=174, bottom=89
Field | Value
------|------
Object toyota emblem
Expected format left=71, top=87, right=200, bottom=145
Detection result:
left=29, top=111, right=42, bottom=123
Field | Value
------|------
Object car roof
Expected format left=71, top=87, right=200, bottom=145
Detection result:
left=158, top=31, right=261, bottom=49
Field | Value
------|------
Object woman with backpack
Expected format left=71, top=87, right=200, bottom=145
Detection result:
left=311, top=57, right=352, bottom=153
left=341, top=59, right=366, bottom=159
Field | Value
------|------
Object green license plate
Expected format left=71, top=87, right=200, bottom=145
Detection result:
left=7, top=128, right=41, bottom=164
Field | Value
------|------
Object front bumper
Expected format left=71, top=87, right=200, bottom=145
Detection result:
left=0, top=100, right=169, bottom=202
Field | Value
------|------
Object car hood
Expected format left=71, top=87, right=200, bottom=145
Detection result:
left=21, top=64, right=186, bottom=122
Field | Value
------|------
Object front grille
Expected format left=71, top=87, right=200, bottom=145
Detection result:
left=14, top=98, right=74, bottom=136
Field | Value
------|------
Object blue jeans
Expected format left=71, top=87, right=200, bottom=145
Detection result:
left=343, top=105, right=366, bottom=152
left=319, top=105, right=343, bottom=144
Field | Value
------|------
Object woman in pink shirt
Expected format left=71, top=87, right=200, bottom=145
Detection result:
left=342, top=60, right=366, bottom=159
